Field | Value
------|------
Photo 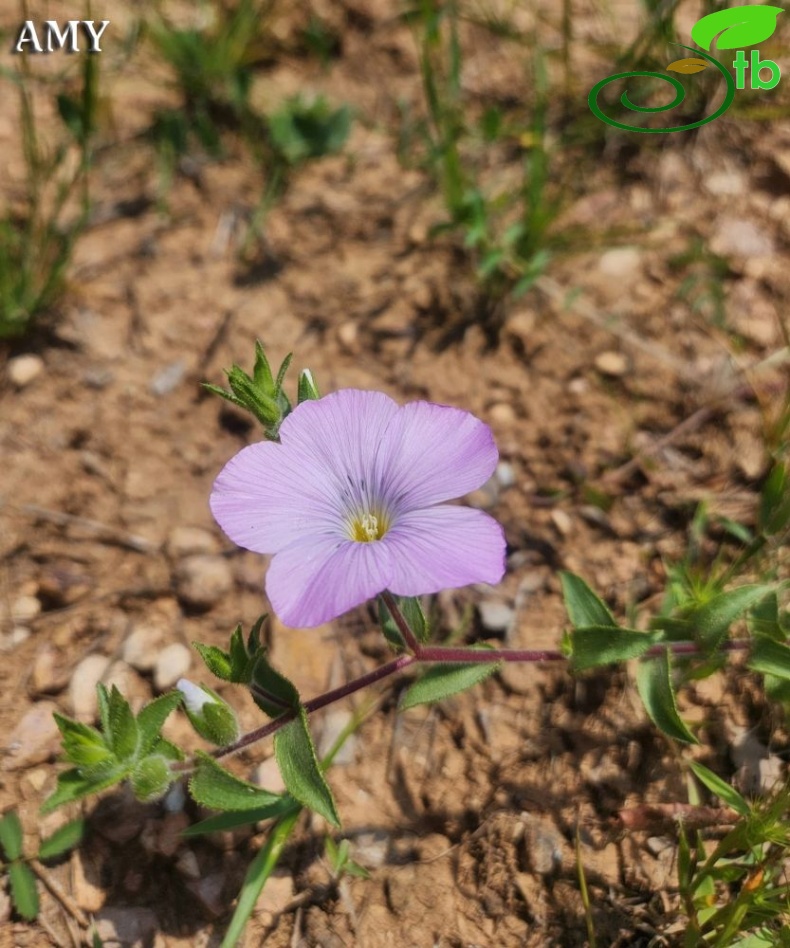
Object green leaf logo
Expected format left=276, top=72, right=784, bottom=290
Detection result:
left=666, top=57, right=708, bottom=74
left=690, top=5, right=783, bottom=52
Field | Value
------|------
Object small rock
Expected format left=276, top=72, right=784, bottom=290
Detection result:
left=495, top=461, right=516, bottom=489
left=646, top=836, right=673, bottom=856
left=154, top=643, right=191, bottom=692
left=0, top=626, right=31, bottom=651
left=10, top=594, right=42, bottom=622
left=123, top=623, right=167, bottom=673
left=520, top=814, right=565, bottom=876
left=478, top=600, right=515, bottom=633
left=711, top=217, right=775, bottom=258
left=255, top=756, right=287, bottom=795
left=93, top=907, right=159, bottom=948
left=104, top=661, right=149, bottom=712
left=255, top=870, right=293, bottom=918
left=598, top=247, right=642, bottom=280
left=317, top=708, right=357, bottom=764
left=175, top=849, right=201, bottom=879
left=174, top=554, right=233, bottom=610
left=489, top=402, right=516, bottom=426
left=166, top=526, right=219, bottom=559
left=567, top=377, right=588, bottom=396
left=149, top=359, right=187, bottom=396
left=704, top=169, right=747, bottom=197
left=2, top=701, right=61, bottom=770
left=551, top=509, right=573, bottom=536
left=8, top=353, right=44, bottom=388
left=72, top=849, right=105, bottom=912
left=70, top=654, right=111, bottom=721
left=353, top=831, right=389, bottom=869
left=594, top=351, right=629, bottom=377
left=186, top=872, right=227, bottom=918
left=337, top=321, right=360, bottom=354
left=32, top=645, right=68, bottom=694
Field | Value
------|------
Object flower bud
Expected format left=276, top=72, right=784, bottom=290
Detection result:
left=177, top=679, right=240, bottom=746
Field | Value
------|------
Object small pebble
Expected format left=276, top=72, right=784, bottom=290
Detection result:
left=337, top=321, right=360, bottom=353
left=166, top=526, right=219, bottom=558
left=32, top=645, right=67, bottom=695
left=489, top=402, right=516, bottom=425
left=3, top=701, right=61, bottom=770
left=594, top=351, right=629, bottom=377
left=154, top=642, right=191, bottom=692
left=495, top=461, right=516, bottom=489
left=175, top=554, right=233, bottom=610
left=479, top=600, right=515, bottom=633
left=94, top=907, right=159, bottom=948
left=11, top=594, right=41, bottom=622
left=70, top=654, right=111, bottom=721
left=598, top=247, right=642, bottom=280
left=551, top=509, right=573, bottom=536
left=8, top=353, right=44, bottom=388
left=149, top=359, right=187, bottom=396
left=123, top=623, right=167, bottom=673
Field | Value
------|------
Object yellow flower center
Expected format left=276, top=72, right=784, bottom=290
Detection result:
left=349, top=511, right=389, bottom=542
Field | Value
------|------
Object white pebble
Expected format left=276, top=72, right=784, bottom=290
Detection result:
left=8, top=354, right=44, bottom=388
left=154, top=643, right=192, bottom=692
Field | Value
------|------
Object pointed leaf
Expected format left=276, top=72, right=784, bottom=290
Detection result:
left=401, top=648, right=501, bottom=709
left=570, top=626, right=663, bottom=670
left=250, top=655, right=300, bottom=717
left=193, top=642, right=234, bottom=682
left=688, top=762, right=750, bottom=817
left=748, top=636, right=790, bottom=681
left=0, top=810, right=23, bottom=860
left=53, top=714, right=113, bottom=769
left=9, top=861, right=39, bottom=921
left=106, top=687, right=139, bottom=761
left=691, top=585, right=772, bottom=649
left=252, top=341, right=274, bottom=392
left=182, top=798, right=296, bottom=837
left=666, top=58, right=708, bottom=74
left=297, top=369, right=320, bottom=403
left=38, top=819, right=86, bottom=861
left=560, top=571, right=617, bottom=628
left=189, top=752, right=283, bottom=812
left=636, top=649, right=698, bottom=744
left=136, top=692, right=182, bottom=755
left=41, top=766, right=129, bottom=814
left=760, top=461, right=790, bottom=536
left=97, top=682, right=111, bottom=736
left=690, top=6, right=783, bottom=51
left=274, top=709, right=340, bottom=827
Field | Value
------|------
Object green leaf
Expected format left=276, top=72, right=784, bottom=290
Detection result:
left=53, top=714, right=113, bottom=770
left=690, top=6, right=784, bottom=51
left=38, top=819, right=86, bottom=861
left=570, top=626, right=663, bottom=671
left=0, top=810, right=24, bottom=861
left=131, top=756, right=172, bottom=803
left=9, top=861, right=39, bottom=921
left=189, top=753, right=283, bottom=812
left=106, top=687, right=139, bottom=761
left=636, top=649, right=698, bottom=744
left=250, top=655, right=300, bottom=717
left=97, top=683, right=111, bottom=736
left=560, top=572, right=617, bottom=628
left=136, top=692, right=182, bottom=756
left=193, top=642, right=234, bottom=682
left=182, top=798, right=296, bottom=837
left=297, top=369, right=320, bottom=403
left=687, top=762, right=750, bottom=817
left=401, top=649, right=501, bottom=709
left=251, top=340, right=274, bottom=392
left=748, top=636, right=790, bottom=681
left=274, top=710, right=340, bottom=827
left=759, top=461, right=790, bottom=536
left=690, top=585, right=772, bottom=649
left=41, top=766, right=128, bottom=814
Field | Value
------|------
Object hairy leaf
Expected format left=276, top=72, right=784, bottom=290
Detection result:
left=190, top=753, right=283, bottom=812
left=9, top=861, right=39, bottom=921
left=401, top=650, right=501, bottom=709
left=38, top=819, right=86, bottom=861
left=636, top=649, right=697, bottom=744
left=560, top=571, right=617, bottom=628
left=570, top=626, right=663, bottom=671
left=274, top=710, right=339, bottom=827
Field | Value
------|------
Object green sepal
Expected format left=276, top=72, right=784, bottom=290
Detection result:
left=687, top=761, right=750, bottom=817
left=688, top=584, right=773, bottom=650
left=378, top=595, right=430, bottom=650
left=0, top=809, right=24, bottom=861
left=8, top=861, right=39, bottom=921
left=250, top=654, right=300, bottom=718
left=193, top=642, right=234, bottom=682
left=297, top=369, right=320, bottom=403
left=401, top=646, right=501, bottom=709
left=570, top=626, right=663, bottom=671
left=136, top=692, right=182, bottom=756
left=189, top=752, right=283, bottom=812
left=274, top=709, right=340, bottom=827
left=179, top=681, right=240, bottom=746
left=131, top=756, right=172, bottom=803
left=636, top=648, right=698, bottom=744
left=560, top=571, right=617, bottom=628
left=38, top=819, right=86, bottom=861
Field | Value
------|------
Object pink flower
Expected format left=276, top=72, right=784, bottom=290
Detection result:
left=210, top=389, right=506, bottom=627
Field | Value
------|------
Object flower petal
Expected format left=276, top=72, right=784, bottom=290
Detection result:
left=266, top=534, right=394, bottom=628
left=383, top=505, right=506, bottom=595
left=278, top=390, right=400, bottom=510
left=210, top=440, right=341, bottom=554
left=376, top=401, right=498, bottom=510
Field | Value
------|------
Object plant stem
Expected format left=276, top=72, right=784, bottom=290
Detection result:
left=380, top=590, right=424, bottom=654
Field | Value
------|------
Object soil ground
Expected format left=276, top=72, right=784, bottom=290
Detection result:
left=1, top=1, right=789, bottom=946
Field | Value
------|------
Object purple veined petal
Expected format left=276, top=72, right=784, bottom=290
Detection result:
left=375, top=401, right=498, bottom=511
left=210, top=440, right=342, bottom=555
left=382, top=505, right=506, bottom=595
left=266, top=533, right=394, bottom=628
left=278, top=390, right=400, bottom=508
